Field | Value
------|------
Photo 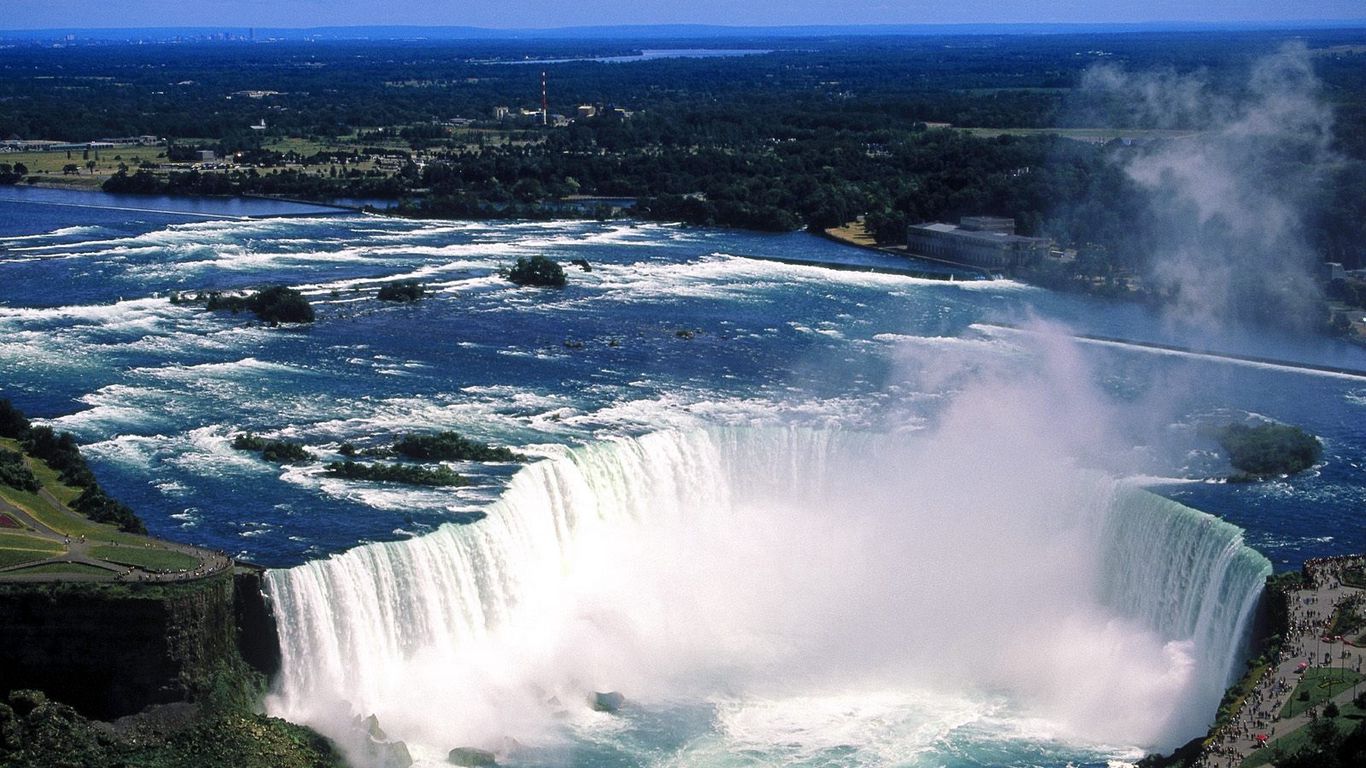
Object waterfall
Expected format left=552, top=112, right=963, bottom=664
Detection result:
left=264, top=427, right=1270, bottom=764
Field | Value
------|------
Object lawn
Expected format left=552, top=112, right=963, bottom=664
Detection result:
left=89, top=545, right=200, bottom=572
left=0, top=548, right=59, bottom=568
left=0, top=531, right=64, bottom=552
left=1280, top=666, right=1366, bottom=718
left=0, top=438, right=153, bottom=546
left=1242, top=709, right=1366, bottom=768
left=10, top=562, right=114, bottom=577
left=1, top=146, right=158, bottom=178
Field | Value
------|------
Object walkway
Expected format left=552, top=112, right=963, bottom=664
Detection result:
left=1195, top=556, right=1365, bottom=767
left=0, top=491, right=233, bottom=584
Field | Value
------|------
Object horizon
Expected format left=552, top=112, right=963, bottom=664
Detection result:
left=4, top=19, right=1366, bottom=41
left=4, top=0, right=1366, bottom=32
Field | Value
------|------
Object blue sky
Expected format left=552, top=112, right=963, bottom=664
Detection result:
left=5, top=0, right=1365, bottom=29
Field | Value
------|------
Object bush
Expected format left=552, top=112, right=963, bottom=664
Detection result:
left=22, top=426, right=94, bottom=487
left=231, top=434, right=310, bottom=463
left=391, top=432, right=523, bottom=462
left=0, top=449, right=40, bottom=492
left=1217, top=423, right=1323, bottom=478
left=376, top=280, right=426, bottom=302
left=0, top=398, right=31, bottom=439
left=207, top=286, right=314, bottom=324
left=71, top=486, right=146, bottom=534
left=324, top=460, right=469, bottom=486
left=506, top=255, right=567, bottom=287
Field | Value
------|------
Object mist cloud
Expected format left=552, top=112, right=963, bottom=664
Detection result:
left=1083, top=43, right=1334, bottom=330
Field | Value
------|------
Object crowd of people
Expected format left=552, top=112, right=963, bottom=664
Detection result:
left=1193, top=555, right=1364, bottom=768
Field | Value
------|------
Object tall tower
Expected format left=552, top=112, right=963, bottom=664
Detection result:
left=541, top=71, right=548, bottom=126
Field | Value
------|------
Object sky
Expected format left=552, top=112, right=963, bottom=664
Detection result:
left=5, top=0, right=1366, bottom=30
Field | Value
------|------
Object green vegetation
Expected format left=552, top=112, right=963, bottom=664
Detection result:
left=0, top=448, right=40, bottom=492
left=0, top=689, right=346, bottom=768
left=506, top=255, right=567, bottom=287
left=1217, top=423, right=1324, bottom=479
left=206, top=286, right=315, bottom=324
left=88, top=544, right=200, bottom=572
left=1246, top=709, right=1366, bottom=768
left=376, top=280, right=426, bottom=302
left=1279, top=666, right=1365, bottom=719
left=231, top=433, right=311, bottom=463
left=71, top=485, right=146, bottom=534
left=1329, top=599, right=1365, bottom=642
left=391, top=431, right=524, bottom=462
left=0, top=549, right=56, bottom=568
left=0, top=398, right=147, bottom=536
left=11, top=562, right=113, bottom=577
left=324, top=460, right=469, bottom=487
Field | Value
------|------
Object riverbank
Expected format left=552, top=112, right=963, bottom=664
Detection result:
left=1175, top=555, right=1366, bottom=768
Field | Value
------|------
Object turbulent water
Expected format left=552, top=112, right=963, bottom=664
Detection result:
left=267, top=427, right=1270, bottom=766
left=2, top=186, right=1364, bottom=766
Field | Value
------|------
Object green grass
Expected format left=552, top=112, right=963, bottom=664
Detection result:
left=9, top=561, right=114, bottom=577
left=1242, top=710, right=1366, bottom=768
left=0, top=437, right=146, bottom=545
left=0, top=147, right=156, bottom=178
left=1281, top=666, right=1366, bottom=718
left=89, top=544, right=200, bottom=572
left=0, top=531, right=63, bottom=551
left=0, top=549, right=58, bottom=568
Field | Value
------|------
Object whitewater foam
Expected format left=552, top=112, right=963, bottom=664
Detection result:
left=265, top=427, right=1269, bottom=766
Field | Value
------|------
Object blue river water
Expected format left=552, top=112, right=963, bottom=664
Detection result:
left=1, top=186, right=1363, bottom=766
left=1, top=186, right=1360, bottom=571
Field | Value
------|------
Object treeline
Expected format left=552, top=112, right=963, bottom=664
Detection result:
left=103, top=167, right=410, bottom=200
left=0, top=399, right=145, bottom=534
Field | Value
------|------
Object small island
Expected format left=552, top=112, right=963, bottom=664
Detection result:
left=231, top=433, right=312, bottom=463
left=392, top=431, right=525, bottom=463
left=324, top=460, right=469, bottom=487
left=377, top=280, right=427, bottom=303
left=1217, top=422, right=1323, bottom=480
left=196, top=285, right=316, bottom=324
left=506, top=255, right=567, bottom=287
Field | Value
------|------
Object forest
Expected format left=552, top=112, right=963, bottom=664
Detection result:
left=4, top=30, right=1366, bottom=308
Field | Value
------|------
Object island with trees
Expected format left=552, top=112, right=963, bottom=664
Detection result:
left=1216, top=423, right=1324, bottom=480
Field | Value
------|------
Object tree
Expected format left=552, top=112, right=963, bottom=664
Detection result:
left=85, top=160, right=96, bottom=174
left=506, top=255, right=567, bottom=287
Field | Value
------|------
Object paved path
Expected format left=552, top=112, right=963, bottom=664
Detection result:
left=1194, top=555, right=1365, bottom=768
left=0, top=489, right=234, bottom=583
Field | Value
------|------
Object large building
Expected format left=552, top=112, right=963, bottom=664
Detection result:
left=907, top=216, right=1050, bottom=271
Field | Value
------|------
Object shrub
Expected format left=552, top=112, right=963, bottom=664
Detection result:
left=0, top=398, right=31, bottom=439
left=506, top=255, right=566, bottom=287
left=324, top=460, right=469, bottom=486
left=0, top=449, right=40, bottom=492
left=208, top=286, right=314, bottom=324
left=377, top=280, right=426, bottom=302
left=231, top=433, right=310, bottom=463
left=1217, top=423, right=1323, bottom=477
left=391, top=432, right=523, bottom=462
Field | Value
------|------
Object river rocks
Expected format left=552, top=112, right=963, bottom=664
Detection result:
left=359, top=735, right=412, bottom=768
left=448, top=746, right=498, bottom=766
left=361, top=713, right=387, bottom=740
left=591, top=690, right=625, bottom=713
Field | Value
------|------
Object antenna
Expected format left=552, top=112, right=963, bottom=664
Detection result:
left=541, top=71, right=548, bottom=126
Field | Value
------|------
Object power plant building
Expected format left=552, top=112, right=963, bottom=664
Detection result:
left=907, top=216, right=1049, bottom=270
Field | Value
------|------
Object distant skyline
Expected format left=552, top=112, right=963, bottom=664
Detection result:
left=5, top=0, right=1366, bottom=31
